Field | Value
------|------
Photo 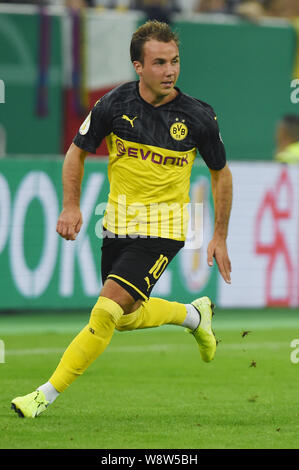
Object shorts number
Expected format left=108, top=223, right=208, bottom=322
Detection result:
left=149, top=254, right=169, bottom=279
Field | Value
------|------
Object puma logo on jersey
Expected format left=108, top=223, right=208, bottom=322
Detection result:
left=144, top=276, right=154, bottom=291
left=122, top=115, right=138, bottom=128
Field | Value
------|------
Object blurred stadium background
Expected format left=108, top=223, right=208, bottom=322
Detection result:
left=1, top=0, right=299, bottom=310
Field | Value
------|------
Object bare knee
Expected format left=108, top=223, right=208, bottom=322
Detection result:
left=100, top=279, right=142, bottom=314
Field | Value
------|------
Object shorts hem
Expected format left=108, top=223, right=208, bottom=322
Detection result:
left=107, top=274, right=148, bottom=301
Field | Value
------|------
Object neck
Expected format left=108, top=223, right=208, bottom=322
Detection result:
left=138, top=81, right=178, bottom=107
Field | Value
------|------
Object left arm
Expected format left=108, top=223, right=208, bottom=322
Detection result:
left=208, top=163, right=232, bottom=284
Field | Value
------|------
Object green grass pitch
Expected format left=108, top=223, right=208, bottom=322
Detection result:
left=0, top=308, right=298, bottom=449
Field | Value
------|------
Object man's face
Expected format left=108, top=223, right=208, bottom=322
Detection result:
left=134, top=39, right=180, bottom=100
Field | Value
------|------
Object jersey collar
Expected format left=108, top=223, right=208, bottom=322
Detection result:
left=134, top=81, right=182, bottom=109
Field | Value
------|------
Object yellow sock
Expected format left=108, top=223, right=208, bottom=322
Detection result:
left=49, top=297, right=123, bottom=392
left=115, top=297, right=187, bottom=332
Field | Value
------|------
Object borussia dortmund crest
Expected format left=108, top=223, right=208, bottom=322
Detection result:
left=170, top=118, right=188, bottom=141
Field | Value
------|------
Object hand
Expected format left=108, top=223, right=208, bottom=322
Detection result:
left=56, top=207, right=83, bottom=241
left=207, top=236, right=231, bottom=284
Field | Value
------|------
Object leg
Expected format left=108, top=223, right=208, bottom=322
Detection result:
left=49, top=280, right=138, bottom=394
left=116, top=296, right=216, bottom=363
left=11, top=280, right=137, bottom=418
left=115, top=297, right=188, bottom=331
left=100, top=279, right=143, bottom=315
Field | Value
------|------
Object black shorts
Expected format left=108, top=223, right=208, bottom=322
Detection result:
left=101, top=229, right=184, bottom=301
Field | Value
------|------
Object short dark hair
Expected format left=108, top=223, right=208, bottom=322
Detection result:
left=280, top=114, right=299, bottom=141
left=130, top=20, right=179, bottom=64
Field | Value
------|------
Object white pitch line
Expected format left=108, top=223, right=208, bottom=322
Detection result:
left=5, top=341, right=288, bottom=356
left=1, top=321, right=298, bottom=335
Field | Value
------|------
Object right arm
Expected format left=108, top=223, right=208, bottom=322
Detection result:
left=56, top=143, right=88, bottom=241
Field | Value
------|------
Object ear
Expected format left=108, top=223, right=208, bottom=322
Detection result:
left=133, top=60, right=143, bottom=76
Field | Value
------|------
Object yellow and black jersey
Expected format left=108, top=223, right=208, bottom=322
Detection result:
left=73, top=81, right=226, bottom=241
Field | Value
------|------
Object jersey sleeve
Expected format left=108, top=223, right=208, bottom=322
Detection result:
left=73, top=94, right=112, bottom=154
left=195, top=107, right=227, bottom=170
